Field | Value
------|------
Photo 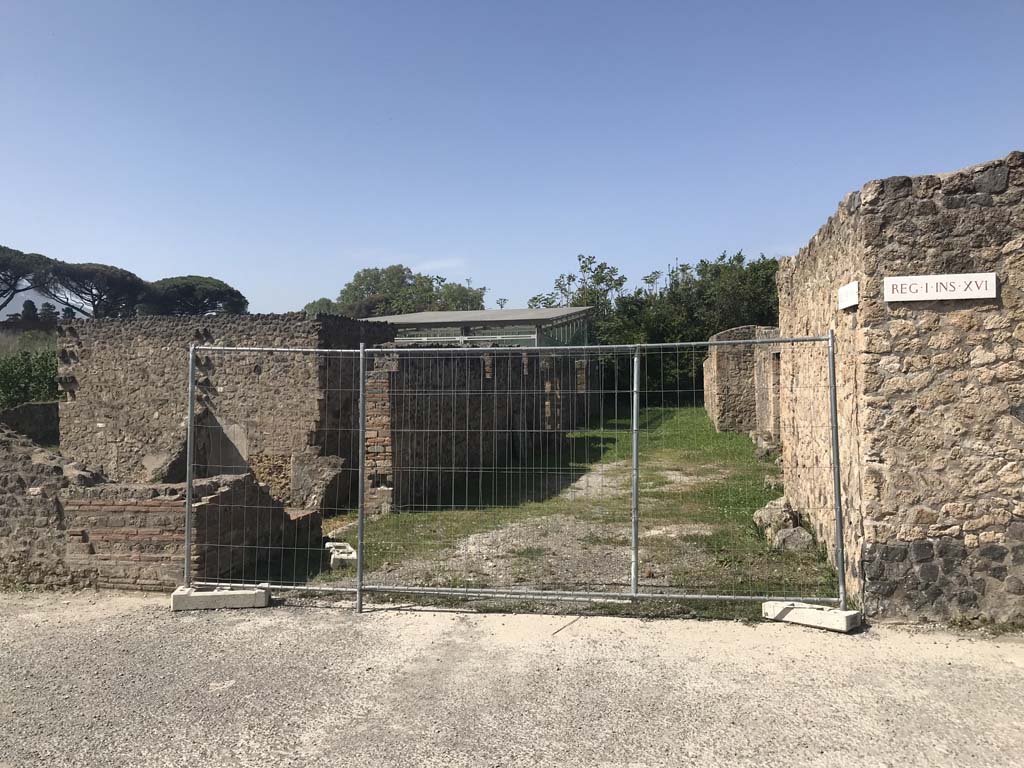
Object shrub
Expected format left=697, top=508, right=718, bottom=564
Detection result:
left=0, top=350, right=58, bottom=409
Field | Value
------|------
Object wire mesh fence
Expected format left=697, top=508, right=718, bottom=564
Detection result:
left=357, top=345, right=636, bottom=598
left=635, top=341, right=840, bottom=601
left=184, top=337, right=846, bottom=610
left=185, top=347, right=361, bottom=591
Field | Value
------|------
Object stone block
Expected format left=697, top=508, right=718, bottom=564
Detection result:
left=761, top=601, right=862, bottom=633
left=753, top=497, right=796, bottom=540
left=170, top=586, right=270, bottom=611
left=773, top=526, right=814, bottom=552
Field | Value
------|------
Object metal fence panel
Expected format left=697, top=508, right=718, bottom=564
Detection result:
left=183, top=338, right=846, bottom=610
left=185, top=347, right=362, bottom=591
left=355, top=345, right=636, bottom=598
left=634, top=340, right=841, bottom=604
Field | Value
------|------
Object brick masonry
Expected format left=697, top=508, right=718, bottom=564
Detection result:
left=62, top=475, right=321, bottom=590
left=0, top=425, right=322, bottom=592
left=778, top=150, right=1024, bottom=622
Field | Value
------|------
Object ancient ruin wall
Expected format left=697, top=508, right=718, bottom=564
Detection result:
left=751, top=327, right=781, bottom=453
left=58, top=313, right=392, bottom=504
left=365, top=349, right=593, bottom=514
left=703, top=326, right=775, bottom=433
left=58, top=313, right=322, bottom=483
left=62, top=482, right=195, bottom=590
left=777, top=195, right=867, bottom=608
left=0, top=425, right=211, bottom=591
left=0, top=401, right=59, bottom=446
left=0, top=428, right=75, bottom=587
left=779, top=151, right=1024, bottom=621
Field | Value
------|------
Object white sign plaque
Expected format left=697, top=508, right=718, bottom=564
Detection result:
left=837, top=280, right=859, bottom=309
left=883, top=272, right=997, bottom=302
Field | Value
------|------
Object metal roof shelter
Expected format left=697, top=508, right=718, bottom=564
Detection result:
left=368, top=306, right=592, bottom=346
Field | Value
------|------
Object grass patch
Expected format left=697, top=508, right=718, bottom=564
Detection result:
left=335, top=499, right=571, bottom=575
left=322, top=406, right=837, bottom=615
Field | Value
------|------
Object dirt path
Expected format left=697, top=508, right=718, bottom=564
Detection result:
left=366, top=512, right=714, bottom=590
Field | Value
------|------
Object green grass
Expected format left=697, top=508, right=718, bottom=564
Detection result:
left=323, top=406, right=837, bottom=613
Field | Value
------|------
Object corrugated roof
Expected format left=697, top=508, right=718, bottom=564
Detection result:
left=367, top=306, right=592, bottom=328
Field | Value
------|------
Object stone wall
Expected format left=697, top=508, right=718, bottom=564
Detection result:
left=1, top=439, right=322, bottom=592
left=58, top=313, right=392, bottom=506
left=364, top=349, right=593, bottom=514
left=0, top=428, right=78, bottom=587
left=778, top=150, right=1024, bottom=622
left=751, top=328, right=782, bottom=454
left=0, top=311, right=390, bottom=592
left=62, top=474, right=321, bottom=589
left=703, top=326, right=777, bottom=433
left=0, top=401, right=58, bottom=446
left=58, top=313, right=318, bottom=483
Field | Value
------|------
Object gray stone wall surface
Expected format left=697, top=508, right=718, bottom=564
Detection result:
left=778, top=150, right=1024, bottom=622
left=58, top=313, right=321, bottom=483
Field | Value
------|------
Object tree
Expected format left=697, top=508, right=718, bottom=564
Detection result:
left=303, top=297, right=340, bottom=316
left=530, top=251, right=778, bottom=345
left=20, top=299, right=38, bottom=322
left=61, top=306, right=76, bottom=320
left=335, top=265, right=438, bottom=317
left=39, top=302, right=59, bottom=323
left=307, top=264, right=487, bottom=318
left=529, top=254, right=627, bottom=342
left=140, top=276, right=248, bottom=315
left=661, top=251, right=778, bottom=341
left=434, top=279, right=488, bottom=312
left=0, top=246, right=52, bottom=314
left=40, top=261, right=148, bottom=318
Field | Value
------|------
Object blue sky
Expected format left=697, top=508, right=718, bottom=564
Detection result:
left=2, top=1, right=1022, bottom=312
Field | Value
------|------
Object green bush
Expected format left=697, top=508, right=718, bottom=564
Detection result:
left=0, top=350, right=58, bottom=409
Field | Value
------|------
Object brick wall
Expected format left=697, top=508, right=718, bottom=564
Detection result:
left=62, top=486, right=189, bottom=591
left=60, top=474, right=322, bottom=590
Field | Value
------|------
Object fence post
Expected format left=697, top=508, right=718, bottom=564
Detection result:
left=631, top=348, right=640, bottom=596
left=183, top=343, right=197, bottom=588
left=356, top=343, right=367, bottom=613
left=826, top=330, right=849, bottom=610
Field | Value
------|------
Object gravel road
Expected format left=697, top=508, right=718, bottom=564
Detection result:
left=2, top=590, right=1022, bottom=767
